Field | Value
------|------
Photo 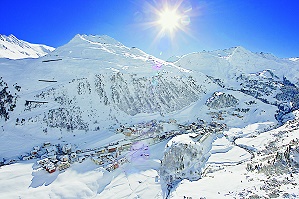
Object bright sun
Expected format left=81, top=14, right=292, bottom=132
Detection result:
left=158, top=9, right=181, bottom=33
left=139, top=0, right=193, bottom=49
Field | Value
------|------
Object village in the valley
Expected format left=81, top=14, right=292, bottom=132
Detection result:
left=1, top=119, right=227, bottom=174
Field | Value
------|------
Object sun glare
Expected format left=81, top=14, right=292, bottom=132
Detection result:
left=137, top=0, right=194, bottom=55
left=158, top=9, right=181, bottom=33
left=148, top=1, right=192, bottom=40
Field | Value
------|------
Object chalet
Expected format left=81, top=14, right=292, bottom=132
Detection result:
left=47, top=151, right=56, bottom=157
left=153, top=135, right=160, bottom=142
left=59, top=155, right=69, bottom=162
left=46, top=163, right=56, bottom=173
left=84, top=153, right=91, bottom=158
left=78, top=156, right=85, bottom=163
left=123, top=128, right=132, bottom=136
left=120, top=141, right=132, bottom=151
left=96, top=148, right=106, bottom=154
left=62, top=144, right=72, bottom=154
left=186, top=128, right=194, bottom=133
left=145, top=122, right=153, bottom=128
left=38, top=158, right=49, bottom=166
left=116, top=128, right=123, bottom=133
left=108, top=146, right=117, bottom=153
left=70, top=153, right=77, bottom=162
left=169, top=119, right=177, bottom=124
left=46, top=146, right=57, bottom=154
left=43, top=142, right=51, bottom=147
left=99, top=154, right=109, bottom=159
left=155, top=176, right=160, bottom=183
left=46, top=167, right=56, bottom=174
left=88, top=151, right=96, bottom=156
left=191, top=123, right=198, bottom=130
left=141, top=153, right=149, bottom=159
left=160, top=134, right=166, bottom=140
left=92, top=157, right=104, bottom=165
left=189, top=133, right=203, bottom=142
left=30, top=155, right=38, bottom=159
left=140, top=137, right=155, bottom=145
left=70, top=153, right=77, bottom=159
left=42, top=58, right=62, bottom=63
left=184, top=125, right=192, bottom=131
left=30, top=150, right=38, bottom=156
left=106, top=164, right=114, bottom=172
left=106, top=162, right=119, bottom=172
left=133, top=128, right=141, bottom=135
left=48, top=155, right=57, bottom=162
left=118, top=157, right=128, bottom=165
left=76, top=149, right=82, bottom=154
left=22, top=156, right=31, bottom=161
left=41, top=154, right=48, bottom=159
left=189, top=133, right=198, bottom=138
left=150, top=119, right=157, bottom=125
left=105, top=155, right=114, bottom=163
left=5, top=159, right=17, bottom=165
left=33, top=146, right=40, bottom=151
left=114, top=163, right=119, bottom=169
left=178, top=124, right=185, bottom=130
left=57, top=161, right=70, bottom=171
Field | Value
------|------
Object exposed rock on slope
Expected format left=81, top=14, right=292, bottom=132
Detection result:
left=0, top=77, right=20, bottom=121
left=160, top=133, right=215, bottom=184
left=206, top=92, right=238, bottom=109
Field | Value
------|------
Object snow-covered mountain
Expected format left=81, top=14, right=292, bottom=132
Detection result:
left=0, top=34, right=298, bottom=198
left=0, top=34, right=55, bottom=59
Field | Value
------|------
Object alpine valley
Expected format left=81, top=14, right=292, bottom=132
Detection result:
left=0, top=34, right=298, bottom=199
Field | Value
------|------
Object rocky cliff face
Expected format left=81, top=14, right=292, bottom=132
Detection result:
left=21, top=71, right=207, bottom=131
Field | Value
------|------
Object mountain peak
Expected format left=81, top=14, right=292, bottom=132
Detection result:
left=230, top=46, right=247, bottom=51
left=8, top=34, right=18, bottom=40
left=54, top=34, right=151, bottom=68
left=70, top=34, right=124, bottom=47
left=0, top=34, right=23, bottom=45
left=226, top=46, right=252, bottom=55
left=0, top=34, right=55, bottom=59
left=289, top=57, right=299, bottom=62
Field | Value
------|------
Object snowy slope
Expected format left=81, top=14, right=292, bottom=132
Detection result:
left=0, top=34, right=55, bottom=59
left=0, top=34, right=214, bottom=130
left=176, top=47, right=299, bottom=121
left=0, top=35, right=279, bottom=152
left=171, top=115, right=299, bottom=199
left=0, top=34, right=214, bottom=160
left=0, top=35, right=299, bottom=198
left=175, top=46, right=299, bottom=85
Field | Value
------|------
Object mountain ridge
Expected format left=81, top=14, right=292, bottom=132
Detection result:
left=0, top=34, right=55, bottom=59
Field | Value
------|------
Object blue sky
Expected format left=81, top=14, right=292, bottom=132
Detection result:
left=1, top=0, right=299, bottom=60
